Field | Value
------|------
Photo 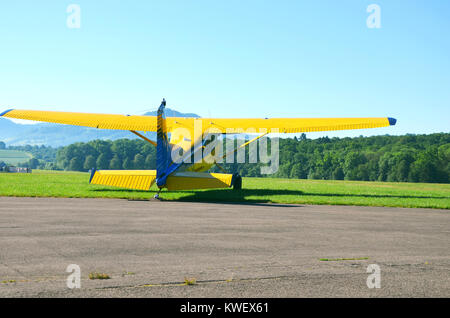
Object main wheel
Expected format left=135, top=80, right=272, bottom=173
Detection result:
left=233, top=174, right=242, bottom=190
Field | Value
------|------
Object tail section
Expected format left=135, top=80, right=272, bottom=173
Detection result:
left=156, top=99, right=171, bottom=187
left=88, top=169, right=236, bottom=192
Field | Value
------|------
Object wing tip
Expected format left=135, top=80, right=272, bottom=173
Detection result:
left=388, top=117, right=397, bottom=126
left=0, top=109, right=13, bottom=117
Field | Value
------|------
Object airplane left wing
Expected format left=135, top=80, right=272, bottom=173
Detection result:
left=0, top=109, right=159, bottom=132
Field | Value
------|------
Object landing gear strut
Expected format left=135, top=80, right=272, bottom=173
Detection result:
left=154, top=188, right=162, bottom=200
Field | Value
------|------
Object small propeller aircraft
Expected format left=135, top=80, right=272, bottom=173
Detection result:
left=1, top=99, right=396, bottom=197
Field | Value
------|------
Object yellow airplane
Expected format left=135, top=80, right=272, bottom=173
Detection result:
left=1, top=99, right=396, bottom=197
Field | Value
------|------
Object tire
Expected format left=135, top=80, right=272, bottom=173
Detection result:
left=233, top=174, right=242, bottom=190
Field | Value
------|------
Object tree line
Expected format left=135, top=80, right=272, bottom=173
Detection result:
left=56, top=139, right=157, bottom=172
left=248, top=133, right=449, bottom=183
left=3, top=133, right=449, bottom=183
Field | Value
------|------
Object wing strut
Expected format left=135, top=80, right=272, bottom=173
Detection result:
left=130, top=130, right=157, bottom=147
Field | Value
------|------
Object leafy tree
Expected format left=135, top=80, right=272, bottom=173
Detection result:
left=83, top=155, right=96, bottom=171
left=144, top=154, right=155, bottom=169
left=68, top=157, right=83, bottom=171
left=43, top=162, right=57, bottom=170
left=90, top=140, right=112, bottom=159
left=332, top=167, right=344, bottom=180
left=96, top=153, right=110, bottom=170
left=133, top=154, right=145, bottom=170
left=112, top=139, right=136, bottom=161
left=109, top=155, right=122, bottom=170
left=27, top=158, right=40, bottom=169
left=122, top=157, right=133, bottom=170
left=408, top=149, right=447, bottom=183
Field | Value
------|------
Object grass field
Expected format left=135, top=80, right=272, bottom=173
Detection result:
left=0, top=149, right=32, bottom=165
left=0, top=170, right=449, bottom=209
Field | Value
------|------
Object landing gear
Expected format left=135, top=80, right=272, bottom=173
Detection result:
left=153, top=188, right=162, bottom=200
left=232, top=174, right=242, bottom=190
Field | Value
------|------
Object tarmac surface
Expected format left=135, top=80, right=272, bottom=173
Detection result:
left=0, top=197, right=448, bottom=298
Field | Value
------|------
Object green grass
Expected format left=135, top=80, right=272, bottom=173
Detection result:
left=88, top=272, right=111, bottom=280
left=184, top=277, right=197, bottom=286
left=0, top=149, right=32, bottom=165
left=0, top=170, right=449, bottom=209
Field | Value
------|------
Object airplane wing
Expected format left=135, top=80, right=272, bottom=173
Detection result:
left=0, top=109, right=159, bottom=132
left=1, top=109, right=396, bottom=134
left=176, top=117, right=397, bottom=134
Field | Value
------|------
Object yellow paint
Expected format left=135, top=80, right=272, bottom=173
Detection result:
left=166, top=117, right=392, bottom=134
left=3, top=109, right=158, bottom=131
left=3, top=110, right=392, bottom=135
left=90, top=170, right=157, bottom=191
left=165, top=172, right=233, bottom=190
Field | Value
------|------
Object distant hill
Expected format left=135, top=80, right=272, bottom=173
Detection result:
left=0, top=149, right=33, bottom=165
left=0, top=108, right=200, bottom=147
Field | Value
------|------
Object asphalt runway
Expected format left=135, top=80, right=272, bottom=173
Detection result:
left=0, top=197, right=448, bottom=298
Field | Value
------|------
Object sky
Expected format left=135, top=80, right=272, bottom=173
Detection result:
left=0, top=0, right=449, bottom=138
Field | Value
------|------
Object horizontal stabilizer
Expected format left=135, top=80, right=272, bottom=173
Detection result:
left=89, top=170, right=156, bottom=191
left=165, top=171, right=234, bottom=191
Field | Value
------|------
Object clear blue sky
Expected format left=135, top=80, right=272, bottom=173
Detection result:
left=0, top=0, right=449, bottom=138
